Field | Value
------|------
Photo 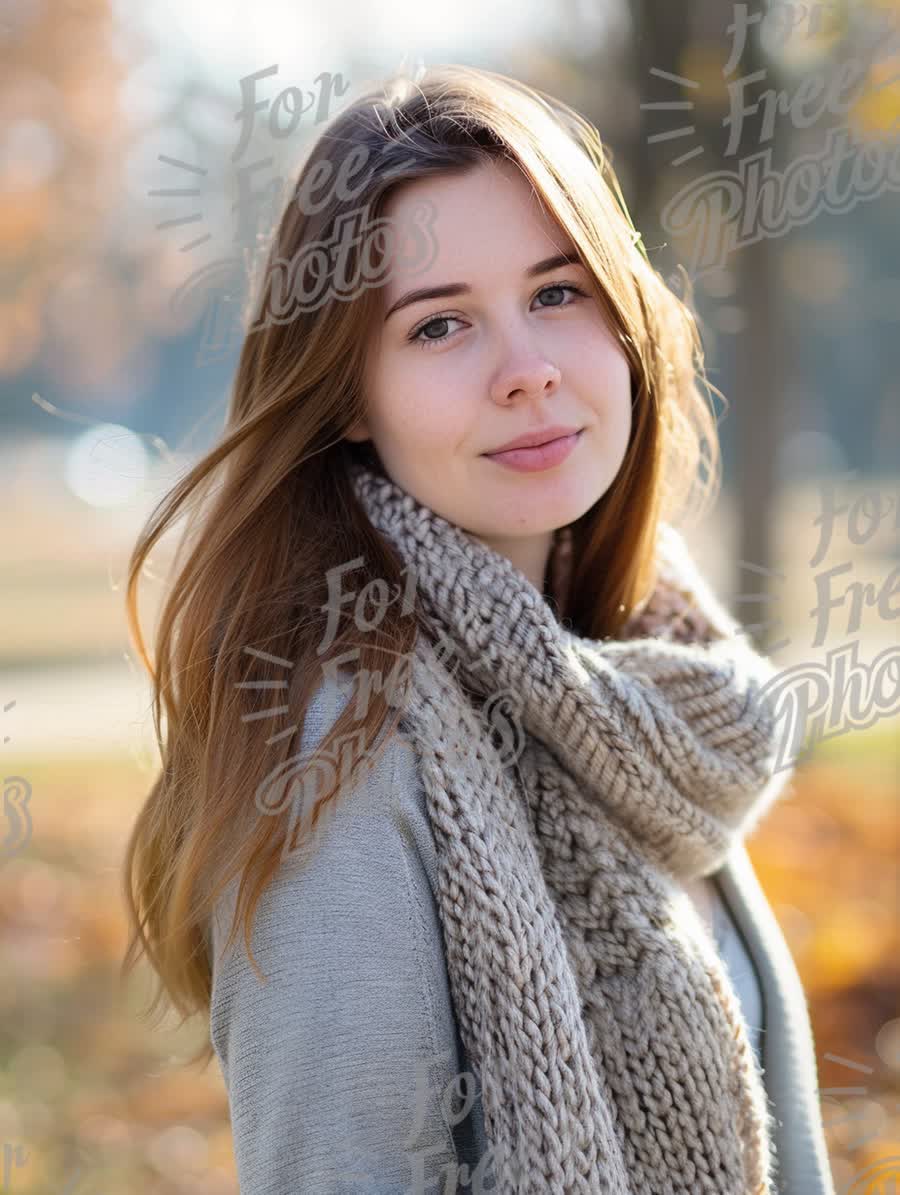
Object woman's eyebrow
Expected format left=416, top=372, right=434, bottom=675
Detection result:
left=383, top=250, right=584, bottom=323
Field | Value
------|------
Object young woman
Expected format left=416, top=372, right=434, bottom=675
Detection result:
left=121, top=64, right=836, bottom=1194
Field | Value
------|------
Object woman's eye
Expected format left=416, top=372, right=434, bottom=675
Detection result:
left=535, top=283, right=582, bottom=309
left=407, top=282, right=587, bottom=350
left=409, top=314, right=463, bottom=348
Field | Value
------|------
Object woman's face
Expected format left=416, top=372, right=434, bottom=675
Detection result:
left=346, top=157, right=634, bottom=593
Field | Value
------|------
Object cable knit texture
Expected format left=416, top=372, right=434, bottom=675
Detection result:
left=348, top=462, right=792, bottom=1195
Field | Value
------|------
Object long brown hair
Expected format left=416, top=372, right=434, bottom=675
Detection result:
left=120, top=63, right=723, bottom=1068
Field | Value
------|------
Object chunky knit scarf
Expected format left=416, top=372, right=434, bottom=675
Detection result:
left=347, top=462, right=790, bottom=1195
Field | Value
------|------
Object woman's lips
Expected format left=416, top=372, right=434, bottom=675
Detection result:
left=482, top=429, right=583, bottom=472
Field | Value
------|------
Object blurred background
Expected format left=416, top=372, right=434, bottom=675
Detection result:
left=1, top=0, right=897, bottom=1190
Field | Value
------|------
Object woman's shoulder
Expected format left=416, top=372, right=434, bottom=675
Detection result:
left=298, top=668, right=426, bottom=817
left=246, top=667, right=442, bottom=899
left=208, top=667, right=444, bottom=979
left=207, top=665, right=470, bottom=1194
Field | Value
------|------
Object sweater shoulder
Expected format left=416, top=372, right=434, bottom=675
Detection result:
left=295, top=670, right=443, bottom=889
left=206, top=671, right=474, bottom=1193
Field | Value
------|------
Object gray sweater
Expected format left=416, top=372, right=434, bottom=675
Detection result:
left=208, top=675, right=835, bottom=1194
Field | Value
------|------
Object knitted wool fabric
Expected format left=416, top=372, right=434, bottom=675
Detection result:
left=347, top=462, right=790, bottom=1195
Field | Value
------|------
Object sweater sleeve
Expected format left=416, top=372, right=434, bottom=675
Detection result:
left=208, top=676, right=482, bottom=1194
